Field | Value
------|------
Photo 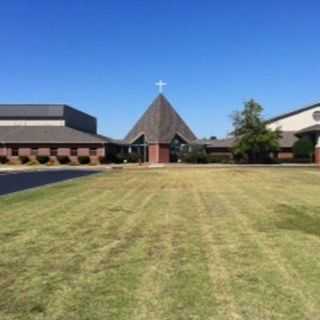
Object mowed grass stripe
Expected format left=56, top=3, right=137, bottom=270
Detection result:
left=0, top=172, right=104, bottom=214
left=205, top=169, right=317, bottom=319
left=0, top=173, right=141, bottom=255
left=44, top=181, right=161, bottom=319
left=191, top=183, right=242, bottom=319
left=46, top=171, right=168, bottom=319
left=1, top=168, right=320, bottom=319
left=0, top=172, right=146, bottom=319
left=188, top=169, right=297, bottom=319
left=0, top=172, right=138, bottom=232
left=160, top=171, right=218, bottom=319
left=225, top=184, right=307, bottom=318
left=130, top=173, right=178, bottom=320
left=233, top=169, right=320, bottom=316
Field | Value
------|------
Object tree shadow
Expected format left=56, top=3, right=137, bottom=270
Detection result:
left=273, top=204, right=320, bottom=238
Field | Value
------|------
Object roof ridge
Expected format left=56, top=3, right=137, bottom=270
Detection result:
left=266, top=101, right=320, bottom=124
left=125, top=94, right=197, bottom=144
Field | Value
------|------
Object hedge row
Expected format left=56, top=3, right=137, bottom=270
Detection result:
left=0, top=155, right=107, bottom=165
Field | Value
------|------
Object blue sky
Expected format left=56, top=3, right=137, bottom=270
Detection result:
left=1, top=1, right=320, bottom=139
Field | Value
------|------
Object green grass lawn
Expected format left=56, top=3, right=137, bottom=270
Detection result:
left=1, top=168, right=320, bottom=320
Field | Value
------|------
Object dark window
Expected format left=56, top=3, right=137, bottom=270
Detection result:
left=12, top=148, right=18, bottom=156
left=71, top=148, right=77, bottom=156
left=313, top=110, right=320, bottom=122
left=50, top=148, right=58, bottom=156
left=31, top=148, right=38, bottom=156
left=89, top=148, right=97, bottom=156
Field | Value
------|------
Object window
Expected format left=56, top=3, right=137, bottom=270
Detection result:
left=89, top=148, right=97, bottom=156
left=12, top=148, right=18, bottom=156
left=50, top=148, right=58, bottom=156
left=71, top=148, right=77, bottom=156
left=313, top=111, right=320, bottom=122
left=31, top=148, right=38, bottom=156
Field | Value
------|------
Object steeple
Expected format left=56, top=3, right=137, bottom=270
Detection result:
left=125, top=94, right=197, bottom=144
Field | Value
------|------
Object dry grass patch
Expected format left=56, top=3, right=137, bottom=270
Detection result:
left=1, top=168, right=320, bottom=319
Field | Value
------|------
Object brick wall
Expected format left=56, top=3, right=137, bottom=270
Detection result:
left=18, top=148, right=31, bottom=156
left=0, top=145, right=106, bottom=163
left=57, top=148, right=71, bottom=156
left=0, top=147, right=7, bottom=156
left=149, top=144, right=170, bottom=163
left=158, top=144, right=170, bottom=163
left=38, top=148, right=50, bottom=156
left=278, top=152, right=294, bottom=160
left=315, top=148, right=320, bottom=165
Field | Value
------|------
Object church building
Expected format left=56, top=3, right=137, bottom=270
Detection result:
left=0, top=85, right=320, bottom=164
left=125, top=94, right=197, bottom=163
left=204, top=102, right=320, bottom=164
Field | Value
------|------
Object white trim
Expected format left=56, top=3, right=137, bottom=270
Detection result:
left=316, top=135, right=320, bottom=148
left=267, top=107, right=320, bottom=131
left=0, top=120, right=65, bottom=126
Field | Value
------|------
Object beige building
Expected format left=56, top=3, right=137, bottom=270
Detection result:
left=205, top=102, right=320, bottom=164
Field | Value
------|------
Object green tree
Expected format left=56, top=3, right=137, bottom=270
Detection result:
left=232, top=99, right=281, bottom=163
left=179, top=144, right=208, bottom=163
left=293, top=137, right=314, bottom=161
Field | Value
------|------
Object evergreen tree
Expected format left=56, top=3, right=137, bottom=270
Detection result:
left=232, top=99, right=281, bottom=163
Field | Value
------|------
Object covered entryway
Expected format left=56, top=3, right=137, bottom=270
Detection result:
left=295, top=125, right=320, bottom=164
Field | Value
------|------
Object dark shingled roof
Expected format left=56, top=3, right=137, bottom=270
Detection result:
left=204, top=137, right=235, bottom=148
left=0, top=104, right=93, bottom=119
left=0, top=104, right=65, bottom=118
left=296, top=124, right=320, bottom=136
left=0, top=104, right=97, bottom=134
left=0, top=126, right=108, bottom=144
left=203, top=131, right=298, bottom=149
left=278, top=131, right=298, bottom=147
left=125, top=94, right=197, bottom=144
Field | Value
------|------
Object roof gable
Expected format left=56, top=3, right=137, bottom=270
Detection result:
left=125, top=94, right=197, bottom=144
left=266, top=102, right=320, bottom=124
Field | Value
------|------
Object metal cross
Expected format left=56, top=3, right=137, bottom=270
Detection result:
left=155, top=80, right=167, bottom=93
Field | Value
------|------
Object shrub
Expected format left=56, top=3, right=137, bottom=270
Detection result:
left=207, top=154, right=233, bottom=164
left=0, top=156, right=8, bottom=164
left=36, top=155, right=50, bottom=164
left=180, top=145, right=208, bottom=163
left=128, top=152, right=140, bottom=163
left=19, top=156, right=30, bottom=164
left=114, top=152, right=126, bottom=164
left=107, top=152, right=141, bottom=164
left=78, top=156, right=91, bottom=165
left=57, top=156, right=70, bottom=164
left=47, top=159, right=56, bottom=166
left=293, top=137, right=314, bottom=161
left=28, top=160, right=38, bottom=166
left=98, top=156, right=107, bottom=164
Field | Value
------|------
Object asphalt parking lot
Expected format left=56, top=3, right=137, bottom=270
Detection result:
left=0, top=169, right=99, bottom=196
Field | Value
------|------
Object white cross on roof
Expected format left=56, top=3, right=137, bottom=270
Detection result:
left=155, top=80, right=167, bottom=93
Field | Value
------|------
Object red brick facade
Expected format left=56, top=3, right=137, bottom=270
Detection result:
left=149, top=143, right=170, bottom=163
left=0, top=145, right=105, bottom=163
left=278, top=152, right=294, bottom=160
left=315, top=147, right=320, bottom=165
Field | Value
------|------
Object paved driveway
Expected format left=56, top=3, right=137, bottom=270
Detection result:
left=0, top=169, right=99, bottom=196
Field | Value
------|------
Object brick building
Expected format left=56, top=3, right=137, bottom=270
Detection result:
left=125, top=95, right=320, bottom=164
left=1, top=96, right=320, bottom=164
left=0, top=104, right=119, bottom=164
left=125, top=94, right=196, bottom=163
left=202, top=102, right=320, bottom=164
